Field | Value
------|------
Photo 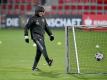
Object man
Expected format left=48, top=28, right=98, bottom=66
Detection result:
left=24, top=5, right=54, bottom=71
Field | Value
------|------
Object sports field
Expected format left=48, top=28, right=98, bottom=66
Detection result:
left=0, top=29, right=107, bottom=80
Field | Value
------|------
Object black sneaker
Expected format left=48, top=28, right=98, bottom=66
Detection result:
left=32, top=67, right=40, bottom=71
left=48, top=59, right=53, bottom=66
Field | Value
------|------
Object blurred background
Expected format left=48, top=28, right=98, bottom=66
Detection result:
left=0, top=1, right=107, bottom=80
left=0, top=0, right=107, bottom=28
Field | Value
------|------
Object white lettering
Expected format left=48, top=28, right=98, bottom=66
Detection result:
left=46, top=18, right=82, bottom=27
left=6, top=18, right=19, bottom=27
left=65, top=19, right=72, bottom=26
left=94, top=20, right=107, bottom=25
left=6, top=18, right=12, bottom=26
left=55, top=18, right=63, bottom=27
left=76, top=19, right=82, bottom=25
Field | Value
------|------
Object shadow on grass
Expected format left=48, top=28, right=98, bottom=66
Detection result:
left=67, top=73, right=107, bottom=80
left=32, top=70, right=61, bottom=78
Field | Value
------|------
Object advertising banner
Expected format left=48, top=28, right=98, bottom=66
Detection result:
left=5, top=15, right=20, bottom=27
left=46, top=15, right=82, bottom=27
left=4, top=14, right=107, bottom=28
left=83, top=14, right=107, bottom=26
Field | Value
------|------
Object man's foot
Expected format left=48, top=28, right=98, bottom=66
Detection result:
left=32, top=67, right=40, bottom=71
left=48, top=59, right=53, bottom=66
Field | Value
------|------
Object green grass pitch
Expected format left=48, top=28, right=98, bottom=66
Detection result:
left=0, top=29, right=107, bottom=80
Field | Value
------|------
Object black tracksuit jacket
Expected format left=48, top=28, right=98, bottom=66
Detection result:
left=24, top=15, right=52, bottom=40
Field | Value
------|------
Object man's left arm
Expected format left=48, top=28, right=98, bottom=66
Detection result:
left=44, top=19, right=54, bottom=41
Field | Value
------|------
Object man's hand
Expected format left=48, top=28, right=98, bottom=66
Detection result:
left=24, top=36, right=29, bottom=43
left=50, top=35, right=54, bottom=41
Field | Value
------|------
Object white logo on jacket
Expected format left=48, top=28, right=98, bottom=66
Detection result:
left=36, top=20, right=39, bottom=25
left=42, top=19, right=45, bottom=23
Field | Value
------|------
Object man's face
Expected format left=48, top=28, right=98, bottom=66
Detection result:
left=38, top=12, right=45, bottom=16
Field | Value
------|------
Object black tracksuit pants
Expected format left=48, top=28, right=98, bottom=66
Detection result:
left=32, top=34, right=50, bottom=69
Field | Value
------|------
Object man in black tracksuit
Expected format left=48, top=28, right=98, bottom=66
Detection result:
left=24, top=6, right=54, bottom=71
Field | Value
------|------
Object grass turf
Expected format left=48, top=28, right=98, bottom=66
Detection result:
left=0, top=29, right=107, bottom=80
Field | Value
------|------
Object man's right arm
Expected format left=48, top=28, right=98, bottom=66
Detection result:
left=24, top=17, right=33, bottom=43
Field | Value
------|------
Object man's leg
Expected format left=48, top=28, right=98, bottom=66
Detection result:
left=32, top=46, right=42, bottom=70
left=33, top=36, right=53, bottom=67
left=42, top=42, right=53, bottom=66
left=35, top=38, right=53, bottom=66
